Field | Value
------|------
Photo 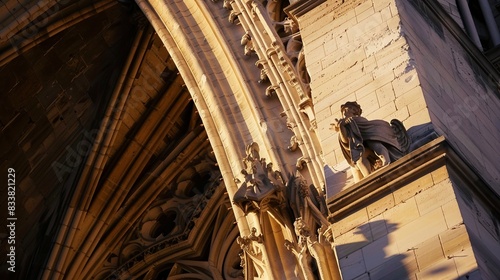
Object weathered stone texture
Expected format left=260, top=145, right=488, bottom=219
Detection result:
left=398, top=0, right=500, bottom=193
left=0, top=5, right=135, bottom=276
left=303, top=0, right=431, bottom=191
left=450, top=170, right=500, bottom=279
left=304, top=0, right=499, bottom=197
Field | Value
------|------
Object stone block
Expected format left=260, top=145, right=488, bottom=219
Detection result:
left=369, top=215, right=390, bottom=240
left=415, top=235, right=445, bottom=270
left=395, top=87, right=425, bottom=108
left=357, top=92, right=379, bottom=116
left=336, top=73, right=374, bottom=99
left=393, top=207, right=447, bottom=252
left=37, top=83, right=64, bottom=110
left=338, top=249, right=366, bottom=280
left=351, top=272, right=370, bottom=280
left=307, top=58, right=324, bottom=77
left=406, top=94, right=427, bottom=114
left=372, top=71, right=396, bottom=93
left=335, top=31, right=350, bottom=52
left=441, top=200, right=464, bottom=228
left=366, top=193, right=395, bottom=219
left=364, top=29, right=402, bottom=58
left=354, top=0, right=373, bottom=16
left=324, top=47, right=365, bottom=78
left=379, top=5, right=393, bottom=22
left=373, top=0, right=394, bottom=12
left=440, top=224, right=471, bottom=258
left=401, top=104, right=431, bottom=128
left=347, top=12, right=384, bottom=43
left=323, top=36, right=339, bottom=56
left=383, top=197, right=420, bottom=230
left=362, top=231, right=400, bottom=270
left=333, top=207, right=369, bottom=236
left=332, top=8, right=358, bottom=31
left=314, top=105, right=334, bottom=124
left=364, top=101, right=397, bottom=121
left=392, top=69, right=421, bottom=96
left=415, top=179, right=455, bottom=216
left=377, top=57, right=412, bottom=84
left=475, top=204, right=498, bottom=243
left=356, top=5, right=375, bottom=23
left=3, top=111, right=32, bottom=143
left=454, top=247, right=479, bottom=278
left=361, top=54, right=377, bottom=75
left=305, top=43, right=327, bottom=67
left=415, top=257, right=459, bottom=279
left=335, top=228, right=371, bottom=258
left=368, top=251, right=418, bottom=280
left=80, top=34, right=109, bottom=65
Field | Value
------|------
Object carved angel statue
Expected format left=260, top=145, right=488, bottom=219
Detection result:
left=331, top=101, right=410, bottom=182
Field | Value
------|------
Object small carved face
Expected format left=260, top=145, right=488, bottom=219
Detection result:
left=341, top=106, right=357, bottom=118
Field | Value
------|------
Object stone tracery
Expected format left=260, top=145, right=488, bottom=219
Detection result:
left=93, top=152, right=245, bottom=279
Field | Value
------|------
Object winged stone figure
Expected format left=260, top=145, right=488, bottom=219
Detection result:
left=332, top=101, right=411, bottom=182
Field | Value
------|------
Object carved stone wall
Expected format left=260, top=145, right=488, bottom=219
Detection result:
left=397, top=0, right=500, bottom=193
left=0, top=4, right=137, bottom=278
left=2, top=0, right=499, bottom=279
left=292, top=0, right=500, bottom=196
left=291, top=0, right=430, bottom=194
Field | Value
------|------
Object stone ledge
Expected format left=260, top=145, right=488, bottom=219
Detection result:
left=285, top=0, right=327, bottom=19
left=326, top=136, right=500, bottom=221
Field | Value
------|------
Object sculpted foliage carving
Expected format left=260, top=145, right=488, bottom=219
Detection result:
left=233, top=142, right=286, bottom=214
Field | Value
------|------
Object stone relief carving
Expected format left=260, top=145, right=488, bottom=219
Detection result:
left=241, top=32, right=255, bottom=56
left=233, top=143, right=340, bottom=279
left=237, top=227, right=264, bottom=259
left=220, top=0, right=316, bottom=143
left=233, top=142, right=286, bottom=214
left=236, top=227, right=266, bottom=278
left=95, top=154, right=224, bottom=279
left=332, top=101, right=411, bottom=182
left=286, top=172, right=341, bottom=279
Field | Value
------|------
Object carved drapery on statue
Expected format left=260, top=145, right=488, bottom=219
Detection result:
left=340, top=117, right=403, bottom=165
left=334, top=101, right=411, bottom=181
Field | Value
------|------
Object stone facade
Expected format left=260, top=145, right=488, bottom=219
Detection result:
left=1, top=0, right=499, bottom=279
left=292, top=0, right=500, bottom=279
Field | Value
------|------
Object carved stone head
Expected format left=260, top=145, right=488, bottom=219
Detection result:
left=340, top=101, right=362, bottom=118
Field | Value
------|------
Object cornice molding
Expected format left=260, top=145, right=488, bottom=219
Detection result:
left=285, top=0, right=326, bottom=19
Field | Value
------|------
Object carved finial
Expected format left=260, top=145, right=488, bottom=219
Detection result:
left=233, top=142, right=285, bottom=214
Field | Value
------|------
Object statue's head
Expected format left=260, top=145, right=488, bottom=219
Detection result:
left=341, top=101, right=362, bottom=118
